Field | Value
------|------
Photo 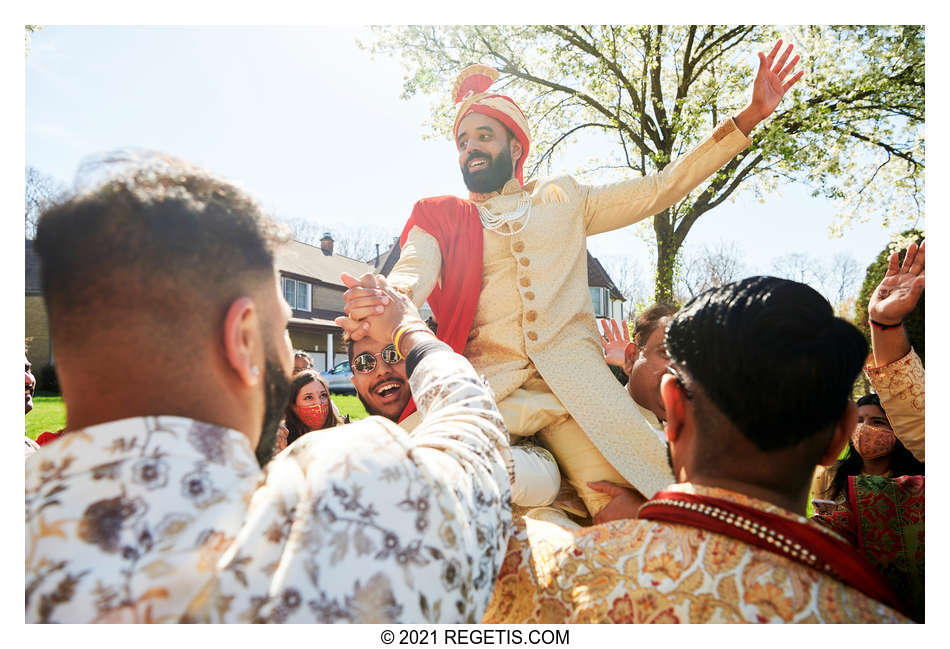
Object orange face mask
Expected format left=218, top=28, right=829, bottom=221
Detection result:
left=851, top=422, right=896, bottom=459
left=297, top=402, right=329, bottom=431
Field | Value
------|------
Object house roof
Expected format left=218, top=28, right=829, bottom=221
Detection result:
left=373, top=238, right=402, bottom=276
left=275, top=239, right=374, bottom=287
left=587, top=252, right=625, bottom=301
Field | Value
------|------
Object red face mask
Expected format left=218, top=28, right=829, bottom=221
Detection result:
left=851, top=422, right=896, bottom=459
left=297, top=402, right=329, bottom=431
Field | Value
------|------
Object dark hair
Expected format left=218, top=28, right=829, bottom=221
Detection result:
left=283, top=370, right=343, bottom=444
left=828, top=393, right=924, bottom=499
left=293, top=350, right=313, bottom=369
left=632, top=303, right=678, bottom=347
left=666, top=276, right=868, bottom=452
left=856, top=392, right=881, bottom=408
left=35, top=153, right=288, bottom=344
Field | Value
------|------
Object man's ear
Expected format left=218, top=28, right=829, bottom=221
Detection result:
left=223, top=296, right=261, bottom=387
left=660, top=373, right=685, bottom=443
left=350, top=375, right=357, bottom=389
left=819, top=401, right=857, bottom=466
left=623, top=342, right=638, bottom=377
left=509, top=137, right=523, bottom=168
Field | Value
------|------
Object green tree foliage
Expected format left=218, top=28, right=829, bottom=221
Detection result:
left=25, top=25, right=41, bottom=56
left=855, top=229, right=924, bottom=364
left=366, top=25, right=924, bottom=301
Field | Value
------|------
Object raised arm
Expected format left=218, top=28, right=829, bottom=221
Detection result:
left=198, top=273, right=512, bottom=623
left=584, top=39, right=803, bottom=236
left=865, top=240, right=925, bottom=461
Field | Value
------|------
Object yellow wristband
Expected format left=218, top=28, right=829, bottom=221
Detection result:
left=393, top=324, right=431, bottom=359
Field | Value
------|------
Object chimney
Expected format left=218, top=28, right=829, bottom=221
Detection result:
left=320, top=232, right=334, bottom=256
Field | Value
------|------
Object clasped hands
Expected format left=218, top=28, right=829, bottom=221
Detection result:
left=334, top=272, right=426, bottom=343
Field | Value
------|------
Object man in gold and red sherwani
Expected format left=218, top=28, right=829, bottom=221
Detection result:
left=379, top=41, right=804, bottom=520
left=483, top=277, right=911, bottom=623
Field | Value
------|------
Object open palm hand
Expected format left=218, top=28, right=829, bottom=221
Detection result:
left=599, top=318, right=631, bottom=367
left=750, top=39, right=804, bottom=121
left=869, top=241, right=925, bottom=325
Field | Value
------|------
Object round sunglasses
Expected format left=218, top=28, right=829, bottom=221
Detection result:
left=352, top=344, right=402, bottom=374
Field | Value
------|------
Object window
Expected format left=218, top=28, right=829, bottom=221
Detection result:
left=282, top=277, right=312, bottom=312
left=589, top=286, right=608, bottom=318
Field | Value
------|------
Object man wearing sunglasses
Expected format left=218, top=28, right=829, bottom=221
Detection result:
left=348, top=335, right=563, bottom=511
left=349, top=338, right=411, bottom=423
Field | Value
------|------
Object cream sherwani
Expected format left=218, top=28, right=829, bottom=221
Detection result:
left=390, top=119, right=751, bottom=513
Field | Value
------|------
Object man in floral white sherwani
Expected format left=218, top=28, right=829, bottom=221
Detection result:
left=26, top=156, right=512, bottom=623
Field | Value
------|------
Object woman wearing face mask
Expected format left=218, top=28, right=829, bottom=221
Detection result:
left=820, top=393, right=924, bottom=503
left=276, top=370, right=345, bottom=452
left=810, top=240, right=926, bottom=622
left=811, top=391, right=925, bottom=622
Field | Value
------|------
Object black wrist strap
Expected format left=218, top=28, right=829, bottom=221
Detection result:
left=405, top=340, right=452, bottom=378
left=869, top=318, right=903, bottom=331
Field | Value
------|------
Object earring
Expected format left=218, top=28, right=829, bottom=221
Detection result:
left=251, top=365, right=260, bottom=376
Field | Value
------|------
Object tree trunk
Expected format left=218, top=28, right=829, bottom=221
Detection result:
left=652, top=208, right=679, bottom=303
left=654, top=225, right=678, bottom=303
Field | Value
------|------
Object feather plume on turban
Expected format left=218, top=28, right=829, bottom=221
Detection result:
left=452, top=65, right=531, bottom=186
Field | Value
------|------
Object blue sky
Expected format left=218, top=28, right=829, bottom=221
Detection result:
left=23, top=25, right=917, bottom=291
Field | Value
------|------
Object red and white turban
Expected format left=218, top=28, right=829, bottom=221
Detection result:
left=452, top=65, right=532, bottom=186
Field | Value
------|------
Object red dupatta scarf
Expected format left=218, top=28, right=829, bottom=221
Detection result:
left=639, top=490, right=908, bottom=617
left=396, top=196, right=483, bottom=422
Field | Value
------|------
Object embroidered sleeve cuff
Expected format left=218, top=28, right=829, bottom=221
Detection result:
left=715, top=117, right=753, bottom=148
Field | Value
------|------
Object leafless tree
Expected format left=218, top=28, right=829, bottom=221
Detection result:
left=599, top=255, right=651, bottom=312
left=278, top=215, right=399, bottom=262
left=25, top=166, right=67, bottom=239
left=770, top=252, right=820, bottom=286
left=677, top=240, right=747, bottom=300
left=770, top=251, right=861, bottom=315
left=823, top=253, right=862, bottom=309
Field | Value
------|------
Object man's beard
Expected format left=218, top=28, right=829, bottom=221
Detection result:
left=461, top=146, right=514, bottom=194
left=255, top=358, right=293, bottom=467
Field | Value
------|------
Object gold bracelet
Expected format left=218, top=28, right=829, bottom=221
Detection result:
left=393, top=323, right=431, bottom=359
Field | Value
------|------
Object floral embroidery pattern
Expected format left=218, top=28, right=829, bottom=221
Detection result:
left=865, top=349, right=924, bottom=461
left=26, top=416, right=263, bottom=623
left=189, top=350, right=513, bottom=623
left=482, top=483, right=908, bottom=624
left=27, top=351, right=512, bottom=624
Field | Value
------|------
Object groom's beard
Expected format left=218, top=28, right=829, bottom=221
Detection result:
left=461, top=146, right=514, bottom=194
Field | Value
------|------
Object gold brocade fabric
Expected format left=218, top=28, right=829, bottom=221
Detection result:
left=482, top=483, right=910, bottom=624
left=389, top=119, right=751, bottom=502
left=865, top=348, right=925, bottom=462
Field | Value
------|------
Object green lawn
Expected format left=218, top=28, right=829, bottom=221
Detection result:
left=26, top=393, right=368, bottom=440
left=332, top=394, right=368, bottom=421
left=26, top=393, right=67, bottom=440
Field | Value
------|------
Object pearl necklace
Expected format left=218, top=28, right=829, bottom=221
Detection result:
left=477, top=196, right=532, bottom=236
left=644, top=497, right=834, bottom=574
